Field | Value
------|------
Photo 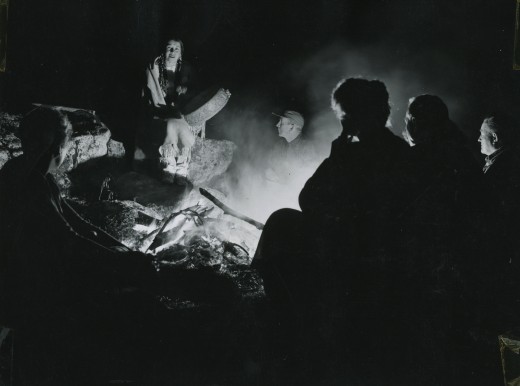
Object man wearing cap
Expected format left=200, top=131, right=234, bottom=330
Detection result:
left=266, top=110, right=317, bottom=183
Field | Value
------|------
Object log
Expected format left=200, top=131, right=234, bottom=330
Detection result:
left=199, top=188, right=264, bottom=230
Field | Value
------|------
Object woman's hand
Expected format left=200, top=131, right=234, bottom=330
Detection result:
left=176, top=86, right=187, bottom=95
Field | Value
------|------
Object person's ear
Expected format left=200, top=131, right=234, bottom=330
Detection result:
left=492, top=132, right=499, bottom=145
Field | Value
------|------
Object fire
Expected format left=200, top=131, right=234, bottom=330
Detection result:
left=132, top=192, right=262, bottom=270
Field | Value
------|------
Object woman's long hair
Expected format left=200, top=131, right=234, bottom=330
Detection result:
left=156, top=39, right=184, bottom=95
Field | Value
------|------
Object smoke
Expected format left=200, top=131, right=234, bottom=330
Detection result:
left=212, top=39, right=474, bottom=223
left=285, top=40, right=473, bottom=142
left=210, top=98, right=323, bottom=223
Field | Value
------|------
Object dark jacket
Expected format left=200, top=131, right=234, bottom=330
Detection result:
left=299, top=127, right=409, bottom=262
left=483, top=147, right=520, bottom=218
left=397, top=135, right=487, bottom=287
left=0, top=156, right=154, bottom=327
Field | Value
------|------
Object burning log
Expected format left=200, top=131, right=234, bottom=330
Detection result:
left=199, top=188, right=264, bottom=230
left=140, top=204, right=211, bottom=253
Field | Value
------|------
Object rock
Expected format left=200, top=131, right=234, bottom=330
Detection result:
left=51, top=171, right=72, bottom=194
left=0, top=112, right=21, bottom=133
left=0, top=110, right=114, bottom=173
left=0, top=149, right=9, bottom=169
left=1, top=133, right=21, bottom=151
left=107, top=139, right=125, bottom=158
left=59, top=128, right=111, bottom=172
left=0, top=113, right=23, bottom=169
left=188, top=138, right=236, bottom=186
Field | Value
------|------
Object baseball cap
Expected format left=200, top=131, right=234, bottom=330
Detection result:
left=272, top=110, right=305, bottom=128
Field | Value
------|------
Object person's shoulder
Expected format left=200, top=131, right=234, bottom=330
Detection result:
left=503, top=148, right=520, bottom=163
left=330, top=134, right=360, bottom=150
left=0, top=156, right=24, bottom=181
left=291, top=135, right=312, bottom=149
left=383, top=128, right=408, bottom=149
left=491, top=149, right=520, bottom=171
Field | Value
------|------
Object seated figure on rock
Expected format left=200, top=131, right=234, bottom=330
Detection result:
left=140, top=38, right=230, bottom=184
left=140, top=38, right=195, bottom=183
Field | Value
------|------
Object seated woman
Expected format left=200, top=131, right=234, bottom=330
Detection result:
left=140, top=38, right=198, bottom=183
left=140, top=38, right=231, bottom=184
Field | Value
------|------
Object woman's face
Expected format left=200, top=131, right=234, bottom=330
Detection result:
left=165, top=40, right=182, bottom=62
left=47, top=129, right=72, bottom=173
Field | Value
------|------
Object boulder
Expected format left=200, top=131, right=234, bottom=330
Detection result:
left=59, top=126, right=111, bottom=172
left=0, top=149, right=9, bottom=169
left=1, top=132, right=21, bottom=151
left=188, top=137, right=236, bottom=186
left=107, top=139, right=125, bottom=158
left=0, top=110, right=116, bottom=172
left=0, top=113, right=23, bottom=168
left=0, top=112, right=21, bottom=134
left=52, top=171, right=72, bottom=194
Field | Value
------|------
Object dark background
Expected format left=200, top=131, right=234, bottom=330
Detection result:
left=1, top=0, right=519, bottom=149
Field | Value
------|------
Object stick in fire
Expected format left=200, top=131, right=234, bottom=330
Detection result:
left=199, top=188, right=265, bottom=230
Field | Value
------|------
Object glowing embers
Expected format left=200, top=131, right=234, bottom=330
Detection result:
left=132, top=196, right=261, bottom=272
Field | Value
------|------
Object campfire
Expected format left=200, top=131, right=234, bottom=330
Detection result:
left=97, top=185, right=265, bottom=299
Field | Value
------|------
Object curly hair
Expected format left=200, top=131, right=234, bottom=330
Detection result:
left=331, top=77, right=390, bottom=126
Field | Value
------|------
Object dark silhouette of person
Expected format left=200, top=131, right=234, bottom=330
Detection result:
left=400, top=95, right=485, bottom=287
left=395, top=95, right=507, bottom=385
left=0, top=107, right=161, bottom=383
left=478, top=113, right=520, bottom=337
left=479, top=113, right=520, bottom=220
left=253, top=78, right=409, bottom=384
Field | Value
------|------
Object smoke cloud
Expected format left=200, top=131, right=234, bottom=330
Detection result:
left=212, top=39, right=475, bottom=223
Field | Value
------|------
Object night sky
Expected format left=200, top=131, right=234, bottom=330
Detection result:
left=1, top=0, right=519, bottom=148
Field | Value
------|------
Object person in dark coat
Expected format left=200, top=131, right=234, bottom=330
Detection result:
left=398, top=96, right=502, bottom=385
left=479, top=113, right=520, bottom=218
left=478, top=113, right=520, bottom=336
left=253, top=78, right=409, bottom=384
left=0, top=107, right=160, bottom=383
left=399, top=95, right=485, bottom=281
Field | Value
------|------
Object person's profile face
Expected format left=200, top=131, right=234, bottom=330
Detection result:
left=47, top=139, right=70, bottom=173
left=165, top=40, right=182, bottom=62
left=478, top=122, right=498, bottom=156
left=276, top=117, right=293, bottom=140
left=53, top=127, right=72, bottom=169
left=331, top=100, right=345, bottom=121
